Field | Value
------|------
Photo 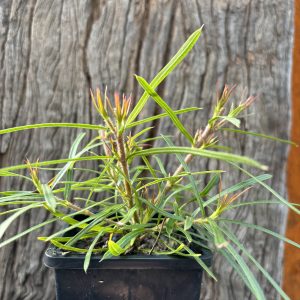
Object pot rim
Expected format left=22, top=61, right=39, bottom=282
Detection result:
left=44, top=245, right=213, bottom=270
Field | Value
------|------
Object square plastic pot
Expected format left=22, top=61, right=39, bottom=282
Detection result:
left=44, top=246, right=212, bottom=300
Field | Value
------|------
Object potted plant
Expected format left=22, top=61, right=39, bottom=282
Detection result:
left=0, top=27, right=298, bottom=300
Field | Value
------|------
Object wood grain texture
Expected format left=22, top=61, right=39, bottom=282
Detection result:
left=0, top=1, right=293, bottom=299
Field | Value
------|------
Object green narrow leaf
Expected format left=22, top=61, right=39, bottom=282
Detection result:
left=139, top=197, right=184, bottom=221
left=205, top=220, right=228, bottom=248
left=0, top=201, right=42, bottom=207
left=182, top=244, right=217, bottom=280
left=0, top=123, right=105, bottom=135
left=141, top=156, right=158, bottom=179
left=153, top=156, right=168, bottom=177
left=84, top=231, right=105, bottom=272
left=226, top=244, right=266, bottom=299
left=130, top=146, right=267, bottom=170
left=127, top=27, right=203, bottom=124
left=230, top=163, right=300, bottom=214
left=209, top=220, right=265, bottom=300
left=44, top=205, right=123, bottom=241
left=218, top=248, right=256, bottom=295
left=0, top=170, right=18, bottom=176
left=120, top=207, right=139, bottom=225
left=0, top=170, right=32, bottom=183
left=184, top=216, right=194, bottom=231
left=191, top=207, right=201, bottom=218
left=162, top=135, right=206, bottom=216
left=157, top=182, right=201, bottom=210
left=165, top=218, right=176, bottom=237
left=220, top=218, right=300, bottom=249
left=65, top=216, right=106, bottom=247
left=52, top=133, right=89, bottom=188
left=128, top=107, right=201, bottom=128
left=0, top=205, right=45, bottom=216
left=0, top=218, right=58, bottom=248
left=48, top=239, right=104, bottom=254
left=200, top=175, right=219, bottom=197
left=41, top=184, right=57, bottom=212
left=0, top=203, right=42, bottom=240
left=101, top=229, right=143, bottom=261
left=221, top=227, right=290, bottom=300
left=176, top=227, right=193, bottom=243
left=228, top=200, right=285, bottom=210
left=53, top=133, right=86, bottom=195
left=64, top=170, right=73, bottom=201
left=108, top=240, right=126, bottom=256
left=130, top=126, right=154, bottom=141
left=38, top=236, right=72, bottom=242
left=0, top=192, right=43, bottom=204
left=210, top=116, right=241, bottom=128
left=135, top=76, right=194, bottom=143
left=221, top=128, right=297, bottom=146
left=221, top=116, right=240, bottom=127
left=154, top=243, right=185, bottom=255
left=205, top=221, right=266, bottom=299
left=204, top=174, right=272, bottom=207
left=0, top=155, right=109, bottom=173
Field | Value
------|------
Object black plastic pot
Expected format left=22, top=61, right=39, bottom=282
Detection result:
left=44, top=246, right=212, bottom=300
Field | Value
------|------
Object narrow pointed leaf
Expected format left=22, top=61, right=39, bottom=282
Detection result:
left=221, top=128, right=297, bottom=146
left=220, top=219, right=300, bottom=249
left=0, top=203, right=42, bottom=240
left=135, top=76, right=194, bottom=143
left=101, top=230, right=143, bottom=261
left=200, top=175, right=219, bottom=197
left=226, top=244, right=266, bottom=299
left=231, top=163, right=300, bottom=214
left=127, top=27, right=203, bottom=124
left=84, top=231, right=105, bottom=272
left=182, top=244, right=217, bottom=280
left=130, top=146, right=267, bottom=170
left=0, top=123, right=104, bottom=135
left=166, top=218, right=176, bottom=237
left=108, top=240, right=125, bottom=256
left=204, top=174, right=272, bottom=207
left=221, top=227, right=290, bottom=300
left=0, top=155, right=109, bottom=173
left=128, top=107, right=201, bottom=128
left=219, top=116, right=241, bottom=128
left=42, top=184, right=57, bottom=212
left=52, top=133, right=86, bottom=189
left=184, top=216, right=194, bottom=231
left=162, top=135, right=206, bottom=216
left=0, top=218, right=57, bottom=248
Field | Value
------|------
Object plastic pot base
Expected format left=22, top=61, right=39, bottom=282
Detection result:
left=44, top=247, right=212, bottom=300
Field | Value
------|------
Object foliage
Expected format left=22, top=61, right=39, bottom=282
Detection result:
left=0, top=27, right=298, bottom=300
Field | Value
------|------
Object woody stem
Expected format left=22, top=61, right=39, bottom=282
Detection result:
left=164, top=124, right=212, bottom=194
left=116, top=133, right=139, bottom=223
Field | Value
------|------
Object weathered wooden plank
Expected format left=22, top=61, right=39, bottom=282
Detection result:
left=0, top=1, right=293, bottom=299
left=284, top=0, right=300, bottom=298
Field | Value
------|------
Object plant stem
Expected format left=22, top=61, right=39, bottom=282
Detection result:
left=149, top=218, right=166, bottom=254
left=164, top=124, right=212, bottom=194
left=143, top=125, right=213, bottom=223
left=116, top=133, right=139, bottom=223
left=65, top=201, right=94, bottom=216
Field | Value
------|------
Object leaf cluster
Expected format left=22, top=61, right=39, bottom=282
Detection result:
left=0, top=27, right=298, bottom=300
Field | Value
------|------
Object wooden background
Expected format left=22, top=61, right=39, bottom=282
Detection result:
left=0, top=1, right=294, bottom=299
left=284, top=0, right=300, bottom=298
